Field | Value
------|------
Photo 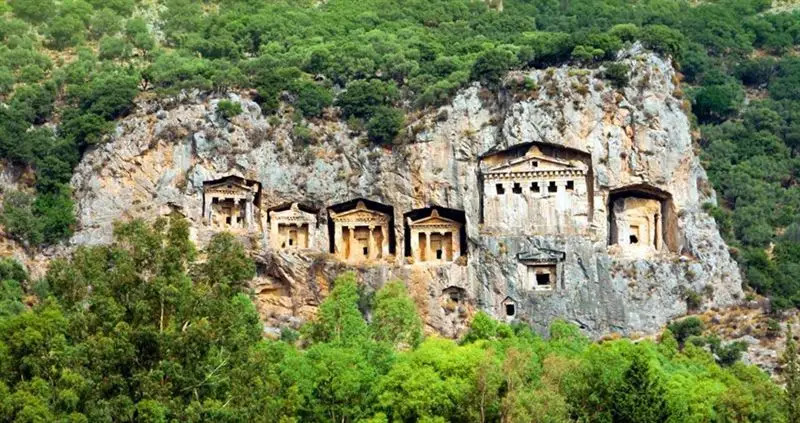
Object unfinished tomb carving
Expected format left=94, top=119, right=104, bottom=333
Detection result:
left=406, top=209, right=464, bottom=263
left=482, top=144, right=591, bottom=235
left=269, top=203, right=317, bottom=250
left=518, top=248, right=565, bottom=291
left=329, top=200, right=393, bottom=262
left=203, top=176, right=261, bottom=230
left=608, top=184, right=679, bottom=257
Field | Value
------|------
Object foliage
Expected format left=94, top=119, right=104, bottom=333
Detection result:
left=216, top=99, right=243, bottom=121
left=786, top=324, right=800, bottom=423
left=602, top=62, right=629, bottom=89
left=0, top=0, right=798, bottom=310
left=667, top=316, right=705, bottom=346
left=0, top=217, right=791, bottom=421
left=367, top=106, right=405, bottom=145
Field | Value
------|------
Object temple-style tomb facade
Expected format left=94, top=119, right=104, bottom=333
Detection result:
left=203, top=176, right=260, bottom=230
left=407, top=210, right=462, bottom=263
left=269, top=203, right=317, bottom=250
left=482, top=145, right=590, bottom=235
left=610, top=196, right=662, bottom=254
left=330, top=201, right=391, bottom=262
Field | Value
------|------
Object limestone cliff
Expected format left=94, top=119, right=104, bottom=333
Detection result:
left=67, top=48, right=742, bottom=337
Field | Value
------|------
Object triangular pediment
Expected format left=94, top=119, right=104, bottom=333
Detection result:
left=204, top=176, right=258, bottom=192
left=487, top=155, right=576, bottom=174
left=331, top=201, right=390, bottom=221
left=408, top=210, right=462, bottom=227
left=270, top=203, right=316, bottom=222
left=518, top=248, right=566, bottom=263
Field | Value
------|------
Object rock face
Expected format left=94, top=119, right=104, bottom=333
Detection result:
left=69, top=49, right=743, bottom=338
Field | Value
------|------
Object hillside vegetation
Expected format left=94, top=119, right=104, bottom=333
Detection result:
left=0, top=1, right=799, bottom=300
left=0, top=217, right=798, bottom=422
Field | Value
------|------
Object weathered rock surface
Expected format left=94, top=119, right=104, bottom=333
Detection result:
left=66, top=49, right=743, bottom=337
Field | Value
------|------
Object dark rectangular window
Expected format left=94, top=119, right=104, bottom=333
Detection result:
left=512, top=182, right=522, bottom=194
left=530, top=182, right=540, bottom=193
left=548, top=181, right=557, bottom=193
left=536, top=273, right=551, bottom=286
left=505, top=303, right=515, bottom=316
left=566, top=180, right=574, bottom=191
left=496, top=184, right=505, bottom=195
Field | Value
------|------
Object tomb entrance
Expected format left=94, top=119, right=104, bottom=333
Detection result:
left=268, top=203, right=318, bottom=250
left=480, top=143, right=592, bottom=235
left=608, top=184, right=679, bottom=256
left=329, top=200, right=393, bottom=262
left=203, top=176, right=261, bottom=230
left=406, top=209, right=464, bottom=264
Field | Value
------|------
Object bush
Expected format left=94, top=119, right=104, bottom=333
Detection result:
left=216, top=100, right=243, bottom=120
left=293, top=80, right=333, bottom=118
left=667, top=317, right=705, bottom=346
left=602, top=62, right=629, bottom=89
left=336, top=79, right=399, bottom=119
left=366, top=106, right=404, bottom=145
left=98, top=36, right=131, bottom=60
left=471, top=47, right=518, bottom=85
left=693, top=82, right=744, bottom=123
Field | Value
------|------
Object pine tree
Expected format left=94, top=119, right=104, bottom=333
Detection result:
left=786, top=323, right=800, bottom=423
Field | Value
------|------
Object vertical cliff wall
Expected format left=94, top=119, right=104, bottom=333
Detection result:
left=68, top=49, right=742, bottom=337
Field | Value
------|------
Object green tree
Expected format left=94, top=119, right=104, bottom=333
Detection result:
left=304, top=272, right=369, bottom=346
left=367, top=106, right=404, bottom=145
left=371, top=281, right=422, bottom=349
left=786, top=323, right=800, bottom=423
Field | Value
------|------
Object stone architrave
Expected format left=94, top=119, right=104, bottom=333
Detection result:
left=407, top=210, right=463, bottom=263
left=203, top=176, right=260, bottom=230
left=329, top=201, right=391, bottom=262
left=483, top=146, right=589, bottom=235
left=517, top=248, right=566, bottom=291
left=269, top=203, right=317, bottom=250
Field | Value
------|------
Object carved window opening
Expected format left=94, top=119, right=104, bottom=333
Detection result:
left=496, top=184, right=505, bottom=195
left=536, top=273, right=550, bottom=286
left=530, top=161, right=539, bottom=168
left=530, top=182, right=540, bottom=193
left=512, top=182, right=522, bottom=194
left=505, top=303, right=515, bottom=316
left=566, top=180, right=575, bottom=191
left=548, top=181, right=557, bottom=193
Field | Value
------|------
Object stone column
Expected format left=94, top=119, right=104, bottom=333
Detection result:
left=245, top=196, right=253, bottom=229
left=381, top=225, right=389, bottom=259
left=204, top=196, right=214, bottom=223
left=452, top=229, right=461, bottom=260
left=348, top=225, right=357, bottom=261
left=654, top=213, right=660, bottom=250
left=270, top=216, right=279, bottom=249
left=410, top=228, right=419, bottom=261
left=425, top=230, right=432, bottom=262
left=368, top=226, right=376, bottom=260
left=334, top=222, right=343, bottom=257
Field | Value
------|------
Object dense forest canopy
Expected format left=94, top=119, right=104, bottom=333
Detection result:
left=0, top=0, right=799, bottom=356
left=0, top=217, right=797, bottom=421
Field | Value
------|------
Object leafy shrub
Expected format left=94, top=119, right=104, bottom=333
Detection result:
left=471, top=47, right=518, bottom=85
left=216, top=100, right=243, bottom=120
left=336, top=79, right=398, bottom=119
left=602, top=62, right=629, bottom=89
left=366, top=106, right=404, bottom=144
left=293, top=80, right=333, bottom=118
left=667, top=317, right=705, bottom=346
left=693, top=82, right=744, bottom=123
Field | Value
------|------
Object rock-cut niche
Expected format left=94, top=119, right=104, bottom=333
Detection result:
left=607, top=184, right=679, bottom=256
left=202, top=175, right=261, bottom=230
left=327, top=199, right=395, bottom=262
left=479, top=142, right=593, bottom=235
left=268, top=202, right=318, bottom=250
left=404, top=207, right=467, bottom=264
